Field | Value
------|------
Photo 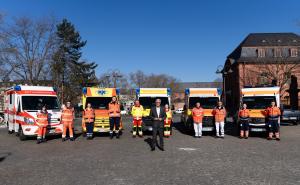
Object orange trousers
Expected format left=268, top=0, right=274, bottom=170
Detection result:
left=37, top=126, right=47, bottom=139
left=62, top=121, right=74, bottom=138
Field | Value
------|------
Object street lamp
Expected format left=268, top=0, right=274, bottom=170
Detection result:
left=105, top=70, right=122, bottom=88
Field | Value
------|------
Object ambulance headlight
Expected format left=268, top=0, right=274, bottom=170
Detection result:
left=24, top=118, right=35, bottom=125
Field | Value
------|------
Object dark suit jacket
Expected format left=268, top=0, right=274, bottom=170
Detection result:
left=149, top=106, right=167, bottom=127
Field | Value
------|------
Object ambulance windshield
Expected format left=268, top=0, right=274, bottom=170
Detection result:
left=86, top=97, right=112, bottom=109
left=139, top=97, right=169, bottom=109
left=189, top=97, right=219, bottom=109
left=22, top=96, right=60, bottom=111
left=242, top=96, right=276, bottom=109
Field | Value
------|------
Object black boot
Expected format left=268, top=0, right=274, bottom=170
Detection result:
left=116, top=132, right=120, bottom=139
left=37, top=139, right=42, bottom=144
left=70, top=137, right=75, bottom=141
left=62, top=138, right=66, bottom=142
left=110, top=132, right=113, bottom=139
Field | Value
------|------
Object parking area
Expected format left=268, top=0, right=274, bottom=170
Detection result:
left=0, top=115, right=300, bottom=185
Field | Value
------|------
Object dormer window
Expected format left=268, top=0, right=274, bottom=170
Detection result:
left=273, top=48, right=282, bottom=57
left=290, top=48, right=298, bottom=57
left=257, top=48, right=266, bottom=57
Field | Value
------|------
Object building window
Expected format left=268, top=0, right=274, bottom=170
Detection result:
left=257, top=48, right=266, bottom=57
left=290, top=48, right=298, bottom=57
left=273, top=48, right=282, bottom=57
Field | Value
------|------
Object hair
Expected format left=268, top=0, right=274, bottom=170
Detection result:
left=155, top=98, right=161, bottom=102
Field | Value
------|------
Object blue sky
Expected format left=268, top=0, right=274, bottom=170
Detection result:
left=1, top=0, right=300, bottom=82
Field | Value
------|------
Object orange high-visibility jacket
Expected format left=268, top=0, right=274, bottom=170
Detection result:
left=192, top=107, right=204, bottom=123
left=265, top=107, right=281, bottom=118
left=108, top=102, right=121, bottom=117
left=61, top=108, right=74, bottom=123
left=213, top=107, right=226, bottom=122
left=83, top=108, right=95, bottom=123
left=239, top=109, right=250, bottom=120
left=36, top=111, right=48, bottom=126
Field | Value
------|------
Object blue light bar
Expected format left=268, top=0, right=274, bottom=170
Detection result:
left=116, top=88, right=120, bottom=95
left=82, top=87, right=87, bottom=95
left=185, top=88, right=190, bottom=95
left=167, top=88, right=171, bottom=95
left=136, top=88, right=140, bottom=95
left=217, top=88, right=222, bottom=95
left=14, top=85, right=21, bottom=91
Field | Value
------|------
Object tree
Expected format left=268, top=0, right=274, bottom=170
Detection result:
left=52, top=19, right=97, bottom=103
left=0, top=16, right=57, bottom=83
left=129, top=70, right=147, bottom=88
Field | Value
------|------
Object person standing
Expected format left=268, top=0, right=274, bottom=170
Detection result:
left=164, top=104, right=172, bottom=137
left=61, top=102, right=75, bottom=141
left=131, top=100, right=144, bottom=137
left=265, top=101, right=281, bottom=141
left=108, top=96, right=121, bottom=139
left=192, top=102, right=204, bottom=138
left=36, top=105, right=49, bottom=144
left=149, top=99, right=166, bottom=151
left=83, top=103, right=95, bottom=140
left=213, top=101, right=226, bottom=138
left=239, top=103, right=250, bottom=139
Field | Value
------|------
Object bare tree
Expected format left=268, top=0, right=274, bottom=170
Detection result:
left=0, top=16, right=57, bottom=83
left=129, top=70, right=147, bottom=88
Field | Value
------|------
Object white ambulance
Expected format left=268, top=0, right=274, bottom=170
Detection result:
left=240, top=86, right=280, bottom=132
left=136, top=88, right=171, bottom=131
left=4, top=85, right=63, bottom=140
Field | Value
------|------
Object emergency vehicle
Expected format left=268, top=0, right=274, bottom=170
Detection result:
left=239, top=86, right=280, bottom=132
left=4, top=85, right=62, bottom=140
left=81, top=87, right=122, bottom=134
left=181, top=88, right=221, bottom=132
left=135, top=88, right=171, bottom=131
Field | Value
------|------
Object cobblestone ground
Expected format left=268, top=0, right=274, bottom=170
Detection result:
left=0, top=115, right=299, bottom=185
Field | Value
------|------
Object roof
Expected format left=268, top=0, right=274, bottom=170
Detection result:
left=228, top=33, right=300, bottom=59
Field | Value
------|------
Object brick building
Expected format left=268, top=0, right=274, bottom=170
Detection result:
left=223, top=33, right=300, bottom=114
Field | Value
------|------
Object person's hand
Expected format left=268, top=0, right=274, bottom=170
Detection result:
left=154, top=118, right=159, bottom=121
left=158, top=118, right=162, bottom=121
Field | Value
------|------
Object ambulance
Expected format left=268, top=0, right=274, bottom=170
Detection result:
left=239, top=86, right=280, bottom=132
left=182, top=88, right=221, bottom=132
left=4, top=85, right=62, bottom=140
left=81, top=87, right=122, bottom=134
left=135, top=88, right=171, bottom=132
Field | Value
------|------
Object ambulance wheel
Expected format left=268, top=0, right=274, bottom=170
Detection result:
left=18, top=127, right=27, bottom=141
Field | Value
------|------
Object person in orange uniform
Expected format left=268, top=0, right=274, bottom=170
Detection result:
left=164, top=104, right=172, bottom=137
left=265, top=101, right=281, bottom=141
left=36, top=105, right=49, bottom=144
left=61, top=102, right=75, bottom=141
left=239, top=103, right=250, bottom=139
left=83, top=103, right=95, bottom=140
left=108, top=96, right=121, bottom=139
left=131, top=100, right=144, bottom=137
left=192, top=102, right=204, bottom=138
left=213, top=101, right=226, bottom=138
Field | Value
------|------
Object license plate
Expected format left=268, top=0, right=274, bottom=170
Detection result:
left=49, top=129, right=56, bottom=134
left=290, top=117, right=297, bottom=120
left=202, top=127, right=213, bottom=131
left=251, top=128, right=265, bottom=132
left=97, top=128, right=107, bottom=132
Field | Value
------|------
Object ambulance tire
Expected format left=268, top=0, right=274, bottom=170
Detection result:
left=18, top=126, right=27, bottom=141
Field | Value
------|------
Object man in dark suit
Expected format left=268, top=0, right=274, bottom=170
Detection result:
left=149, top=98, right=167, bottom=151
